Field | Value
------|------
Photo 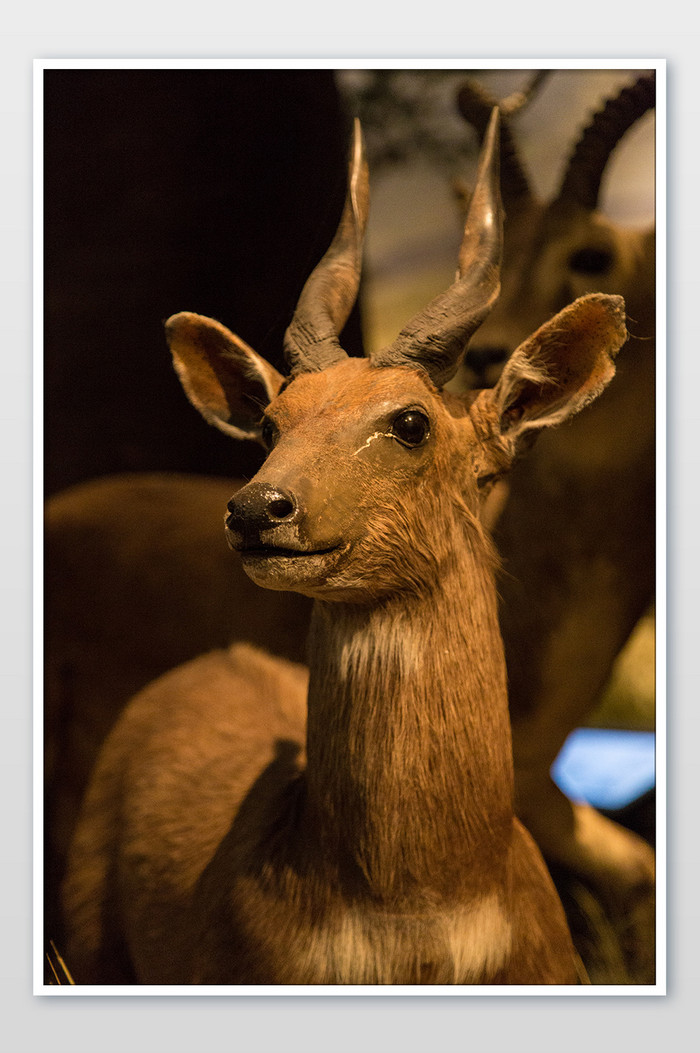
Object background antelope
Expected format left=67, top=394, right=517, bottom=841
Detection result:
left=451, top=73, right=656, bottom=981
left=62, top=115, right=628, bottom=986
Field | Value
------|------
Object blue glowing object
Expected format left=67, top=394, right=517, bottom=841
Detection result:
left=551, top=728, right=656, bottom=810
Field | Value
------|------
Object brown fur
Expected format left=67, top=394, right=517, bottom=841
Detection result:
left=63, top=295, right=625, bottom=984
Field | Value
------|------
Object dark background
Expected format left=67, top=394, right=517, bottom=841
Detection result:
left=43, top=69, right=364, bottom=495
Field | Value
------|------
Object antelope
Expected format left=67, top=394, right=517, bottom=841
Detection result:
left=62, top=113, right=628, bottom=986
left=453, top=73, right=657, bottom=925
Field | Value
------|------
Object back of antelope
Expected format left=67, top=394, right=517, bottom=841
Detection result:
left=62, top=113, right=627, bottom=985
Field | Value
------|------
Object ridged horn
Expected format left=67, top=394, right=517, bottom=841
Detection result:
left=555, top=72, right=656, bottom=211
left=456, top=76, right=535, bottom=208
left=372, top=108, right=503, bottom=388
left=283, top=118, right=369, bottom=376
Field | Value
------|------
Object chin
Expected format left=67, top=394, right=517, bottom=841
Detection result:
left=239, top=546, right=347, bottom=595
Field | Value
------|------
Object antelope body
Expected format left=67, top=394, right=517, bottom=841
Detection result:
left=63, top=115, right=627, bottom=985
left=453, top=74, right=657, bottom=918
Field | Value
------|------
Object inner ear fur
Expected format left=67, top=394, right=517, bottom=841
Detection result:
left=489, top=293, right=627, bottom=438
left=165, top=312, right=284, bottom=442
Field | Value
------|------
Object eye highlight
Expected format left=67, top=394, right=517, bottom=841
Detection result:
left=390, top=409, right=430, bottom=448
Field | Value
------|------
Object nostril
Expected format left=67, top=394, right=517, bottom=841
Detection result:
left=226, top=484, right=298, bottom=534
left=268, top=495, right=295, bottom=521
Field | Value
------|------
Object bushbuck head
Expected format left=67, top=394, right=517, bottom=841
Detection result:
left=166, top=113, right=628, bottom=604
left=453, top=72, right=655, bottom=389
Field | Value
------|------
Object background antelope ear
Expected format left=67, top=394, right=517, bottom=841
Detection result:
left=485, top=293, right=628, bottom=442
left=165, top=312, right=284, bottom=442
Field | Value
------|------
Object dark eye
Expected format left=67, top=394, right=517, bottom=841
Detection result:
left=390, top=409, right=430, bottom=448
left=567, top=247, right=614, bottom=276
left=260, top=418, right=277, bottom=451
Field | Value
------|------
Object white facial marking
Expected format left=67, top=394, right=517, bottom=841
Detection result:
left=354, top=431, right=391, bottom=456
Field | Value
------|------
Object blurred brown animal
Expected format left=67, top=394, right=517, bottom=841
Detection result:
left=62, top=115, right=627, bottom=985
left=452, top=72, right=656, bottom=932
left=44, top=472, right=312, bottom=937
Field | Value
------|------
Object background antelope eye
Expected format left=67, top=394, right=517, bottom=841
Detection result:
left=390, top=409, right=430, bottom=448
left=567, top=247, right=614, bottom=276
left=261, top=419, right=277, bottom=450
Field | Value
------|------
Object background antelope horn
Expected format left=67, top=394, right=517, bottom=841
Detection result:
left=555, top=71, right=656, bottom=211
left=283, top=118, right=369, bottom=376
left=372, top=107, right=503, bottom=388
left=456, top=75, right=538, bottom=208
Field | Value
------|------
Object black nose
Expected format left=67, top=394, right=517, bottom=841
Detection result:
left=226, top=483, right=298, bottom=539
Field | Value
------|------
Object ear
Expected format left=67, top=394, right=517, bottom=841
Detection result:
left=165, top=312, right=284, bottom=443
left=477, top=293, right=627, bottom=444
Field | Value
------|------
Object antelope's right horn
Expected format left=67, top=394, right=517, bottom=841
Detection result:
left=372, top=108, right=503, bottom=388
left=283, top=118, right=369, bottom=377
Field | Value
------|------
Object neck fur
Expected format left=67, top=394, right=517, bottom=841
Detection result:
left=303, top=516, right=514, bottom=907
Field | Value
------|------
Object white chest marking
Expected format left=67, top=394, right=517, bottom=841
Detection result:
left=299, top=893, right=512, bottom=985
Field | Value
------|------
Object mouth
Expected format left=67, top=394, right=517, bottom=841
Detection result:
left=232, top=539, right=346, bottom=594
left=237, top=543, right=340, bottom=560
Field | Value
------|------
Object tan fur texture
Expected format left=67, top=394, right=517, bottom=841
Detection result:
left=62, top=298, right=624, bottom=984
